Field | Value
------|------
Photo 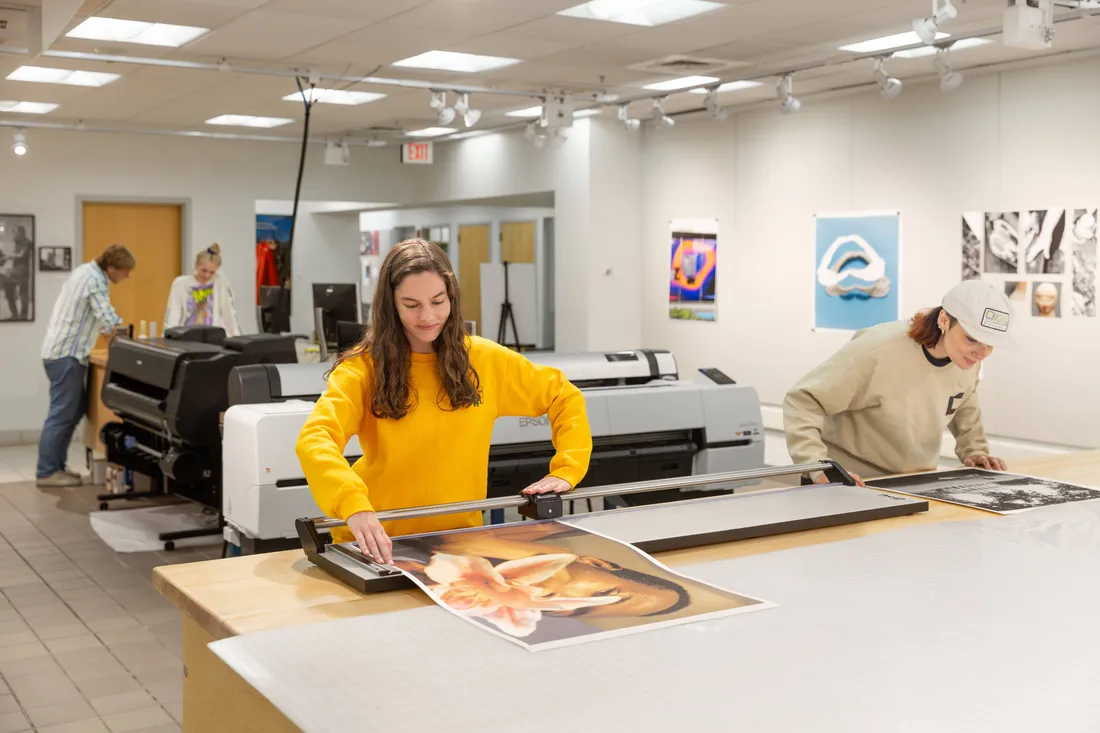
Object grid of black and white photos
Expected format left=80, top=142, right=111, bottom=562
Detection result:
left=868, top=467, right=1100, bottom=515
left=962, top=209, right=1096, bottom=320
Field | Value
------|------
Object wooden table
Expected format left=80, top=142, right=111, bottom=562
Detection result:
left=83, top=348, right=118, bottom=458
left=152, top=451, right=1100, bottom=733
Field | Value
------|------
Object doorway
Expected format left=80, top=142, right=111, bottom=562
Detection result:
left=82, top=202, right=183, bottom=346
left=458, top=224, right=490, bottom=335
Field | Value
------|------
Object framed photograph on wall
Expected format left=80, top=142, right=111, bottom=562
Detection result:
left=39, top=246, right=72, bottom=272
left=0, top=214, right=35, bottom=322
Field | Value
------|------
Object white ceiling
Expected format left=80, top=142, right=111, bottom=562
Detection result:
left=0, top=0, right=1098, bottom=142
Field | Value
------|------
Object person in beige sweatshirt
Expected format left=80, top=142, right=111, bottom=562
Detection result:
left=784, top=280, right=1018, bottom=485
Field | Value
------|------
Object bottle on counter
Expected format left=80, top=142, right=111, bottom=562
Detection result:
left=138, top=320, right=148, bottom=340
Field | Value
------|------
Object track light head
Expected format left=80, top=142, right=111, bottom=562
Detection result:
left=913, top=0, right=957, bottom=44
left=12, top=129, right=26, bottom=156
left=935, top=48, right=964, bottom=91
left=776, top=74, right=801, bottom=114
left=873, top=58, right=903, bottom=100
left=453, top=93, right=481, bottom=127
left=617, top=103, right=641, bottom=130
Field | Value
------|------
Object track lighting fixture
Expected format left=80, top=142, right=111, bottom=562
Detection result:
left=776, top=74, right=801, bottom=114
left=429, top=91, right=455, bottom=125
left=934, top=48, right=964, bottom=91
left=650, top=97, right=674, bottom=129
left=913, top=0, right=957, bottom=45
left=873, top=58, right=903, bottom=99
left=702, top=89, right=729, bottom=121
left=524, top=121, right=566, bottom=150
left=453, top=93, right=481, bottom=127
left=12, top=128, right=26, bottom=156
left=617, top=103, right=641, bottom=130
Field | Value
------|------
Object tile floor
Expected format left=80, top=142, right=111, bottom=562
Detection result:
left=0, top=444, right=218, bottom=733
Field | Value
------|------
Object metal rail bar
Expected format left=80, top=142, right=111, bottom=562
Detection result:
left=308, top=461, right=838, bottom=530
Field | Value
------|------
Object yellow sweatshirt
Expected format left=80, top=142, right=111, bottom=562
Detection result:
left=783, top=321, right=989, bottom=480
left=296, top=336, right=592, bottom=541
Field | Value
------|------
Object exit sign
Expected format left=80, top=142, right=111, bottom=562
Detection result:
left=401, top=141, right=433, bottom=164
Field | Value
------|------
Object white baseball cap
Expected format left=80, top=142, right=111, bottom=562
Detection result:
left=941, top=280, right=1018, bottom=350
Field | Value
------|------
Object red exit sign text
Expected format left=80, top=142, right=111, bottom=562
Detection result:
left=401, top=142, right=433, bottom=164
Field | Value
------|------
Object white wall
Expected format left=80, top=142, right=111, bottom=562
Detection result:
left=358, top=204, right=555, bottom=347
left=641, top=56, right=1100, bottom=456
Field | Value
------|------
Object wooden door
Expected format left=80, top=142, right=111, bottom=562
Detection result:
left=501, top=221, right=535, bottom=263
left=82, top=202, right=182, bottom=348
left=458, top=224, right=490, bottom=335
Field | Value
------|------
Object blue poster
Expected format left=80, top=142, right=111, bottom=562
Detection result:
left=814, top=213, right=900, bottom=331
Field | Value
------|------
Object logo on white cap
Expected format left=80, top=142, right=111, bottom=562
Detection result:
left=981, top=307, right=1009, bottom=332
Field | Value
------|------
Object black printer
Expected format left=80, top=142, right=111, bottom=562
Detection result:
left=97, top=333, right=297, bottom=549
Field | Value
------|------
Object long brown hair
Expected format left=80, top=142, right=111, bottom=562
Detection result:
left=907, top=306, right=957, bottom=350
left=333, top=239, right=480, bottom=420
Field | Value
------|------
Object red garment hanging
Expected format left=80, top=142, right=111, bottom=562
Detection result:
left=256, top=242, right=279, bottom=303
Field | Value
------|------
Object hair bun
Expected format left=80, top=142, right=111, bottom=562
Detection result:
left=208, top=243, right=221, bottom=255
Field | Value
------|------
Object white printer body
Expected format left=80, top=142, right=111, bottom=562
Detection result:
left=222, top=349, right=764, bottom=553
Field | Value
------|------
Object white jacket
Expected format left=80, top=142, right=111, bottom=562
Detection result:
left=164, top=271, right=241, bottom=337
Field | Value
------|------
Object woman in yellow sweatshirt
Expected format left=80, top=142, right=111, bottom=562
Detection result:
left=296, top=239, right=592, bottom=565
left=783, top=279, right=1017, bottom=486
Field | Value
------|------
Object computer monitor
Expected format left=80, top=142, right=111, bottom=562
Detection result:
left=312, top=283, right=359, bottom=348
left=258, top=286, right=291, bottom=334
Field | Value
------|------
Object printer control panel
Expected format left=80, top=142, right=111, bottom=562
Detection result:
left=698, top=368, right=736, bottom=385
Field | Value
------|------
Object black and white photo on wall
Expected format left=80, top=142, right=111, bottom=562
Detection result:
left=0, top=214, right=34, bottom=322
left=1070, top=208, right=1097, bottom=318
left=38, top=246, right=71, bottom=273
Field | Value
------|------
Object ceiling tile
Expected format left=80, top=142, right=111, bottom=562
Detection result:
left=261, top=0, right=428, bottom=22
left=290, top=21, right=479, bottom=67
left=90, top=0, right=251, bottom=27
left=384, top=0, right=556, bottom=30
left=446, top=33, right=581, bottom=60
left=185, top=10, right=368, bottom=59
left=507, top=15, right=643, bottom=44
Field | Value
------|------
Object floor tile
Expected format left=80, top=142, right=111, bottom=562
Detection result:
left=37, top=719, right=110, bottom=733
left=45, top=635, right=105, bottom=654
left=26, top=700, right=99, bottom=728
left=0, top=710, right=30, bottom=733
left=101, top=706, right=173, bottom=733
left=131, top=725, right=180, bottom=733
left=89, top=690, right=158, bottom=717
left=73, top=676, right=142, bottom=700
left=0, top=697, right=17, bottom=715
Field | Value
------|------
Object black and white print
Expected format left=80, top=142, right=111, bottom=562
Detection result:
left=1070, top=208, right=1097, bottom=318
left=868, top=468, right=1100, bottom=514
left=1021, top=209, right=1067, bottom=275
left=961, top=212, right=982, bottom=280
left=38, top=246, right=71, bottom=272
left=983, top=212, right=1019, bottom=274
left=0, top=214, right=34, bottom=322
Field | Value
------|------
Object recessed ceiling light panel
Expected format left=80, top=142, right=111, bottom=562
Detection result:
left=893, top=37, right=993, bottom=59
left=405, top=127, right=458, bottom=137
left=688, top=80, right=763, bottom=94
left=6, top=66, right=120, bottom=87
left=557, top=0, right=725, bottom=27
left=205, top=115, right=294, bottom=128
left=643, top=75, right=718, bottom=91
left=838, top=30, right=950, bottom=54
left=281, top=88, right=386, bottom=105
left=392, top=51, right=520, bottom=73
left=66, top=17, right=209, bottom=47
left=0, top=101, right=59, bottom=114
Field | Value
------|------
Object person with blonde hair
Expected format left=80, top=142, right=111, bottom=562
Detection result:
left=164, top=244, right=241, bottom=336
left=296, top=239, right=592, bottom=564
left=38, top=244, right=135, bottom=488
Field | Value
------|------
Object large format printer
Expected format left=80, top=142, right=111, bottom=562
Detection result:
left=222, top=349, right=765, bottom=554
left=97, top=328, right=297, bottom=549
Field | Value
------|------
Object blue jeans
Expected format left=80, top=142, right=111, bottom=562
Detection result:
left=36, top=357, right=87, bottom=478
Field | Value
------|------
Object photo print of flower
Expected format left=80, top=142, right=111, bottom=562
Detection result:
left=388, top=521, right=774, bottom=652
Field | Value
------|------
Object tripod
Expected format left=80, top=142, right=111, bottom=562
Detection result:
left=496, top=261, right=522, bottom=350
